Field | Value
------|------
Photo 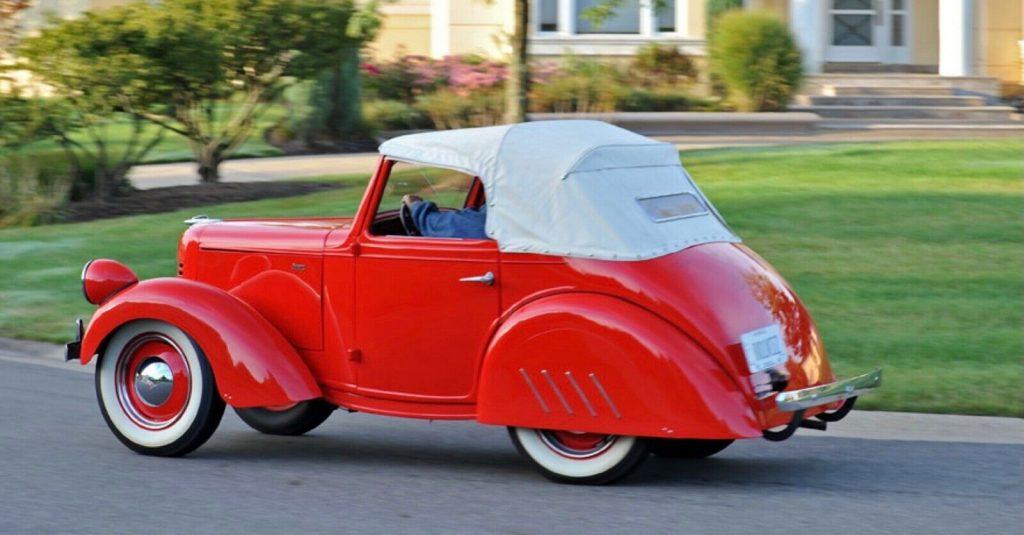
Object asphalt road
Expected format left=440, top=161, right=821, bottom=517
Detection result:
left=2, top=357, right=1021, bottom=534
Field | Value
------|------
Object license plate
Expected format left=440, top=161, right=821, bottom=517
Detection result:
left=740, top=324, right=788, bottom=373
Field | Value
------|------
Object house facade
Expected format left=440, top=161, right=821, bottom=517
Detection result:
left=374, top=0, right=1024, bottom=84
left=5, top=1, right=1023, bottom=86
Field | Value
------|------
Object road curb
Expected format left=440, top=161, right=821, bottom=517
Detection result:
left=3, top=336, right=1020, bottom=444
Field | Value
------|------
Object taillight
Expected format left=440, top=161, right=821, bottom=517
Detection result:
left=81, top=259, right=138, bottom=305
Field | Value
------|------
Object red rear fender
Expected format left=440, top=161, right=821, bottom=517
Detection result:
left=477, top=293, right=761, bottom=439
left=80, top=277, right=321, bottom=408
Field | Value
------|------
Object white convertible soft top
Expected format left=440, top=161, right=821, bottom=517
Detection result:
left=378, top=120, right=739, bottom=260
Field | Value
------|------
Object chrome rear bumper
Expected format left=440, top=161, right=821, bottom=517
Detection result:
left=775, top=368, right=882, bottom=412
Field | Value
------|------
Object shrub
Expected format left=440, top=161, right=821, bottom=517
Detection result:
left=364, top=55, right=507, bottom=103
left=364, top=99, right=431, bottom=130
left=709, top=11, right=803, bottom=111
left=364, top=56, right=436, bottom=102
left=528, top=57, right=626, bottom=113
left=616, top=88, right=717, bottom=112
left=0, top=153, right=70, bottom=227
left=632, top=44, right=697, bottom=87
left=706, top=0, right=743, bottom=32
left=416, top=88, right=504, bottom=130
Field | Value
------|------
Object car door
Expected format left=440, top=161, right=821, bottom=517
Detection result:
left=353, top=163, right=499, bottom=401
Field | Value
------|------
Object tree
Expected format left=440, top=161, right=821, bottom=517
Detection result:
left=298, top=4, right=380, bottom=146
left=18, top=6, right=167, bottom=199
left=0, top=0, right=31, bottom=52
left=24, top=0, right=378, bottom=184
left=504, top=0, right=529, bottom=123
left=118, top=0, right=378, bottom=182
left=1, top=0, right=31, bottom=91
left=504, top=0, right=668, bottom=124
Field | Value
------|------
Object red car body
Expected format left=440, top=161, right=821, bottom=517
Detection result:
left=79, top=157, right=863, bottom=434
left=72, top=122, right=880, bottom=483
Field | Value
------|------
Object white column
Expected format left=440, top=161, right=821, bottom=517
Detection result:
left=939, top=0, right=974, bottom=76
left=639, top=0, right=654, bottom=37
left=558, top=0, right=576, bottom=36
left=788, top=0, right=826, bottom=74
left=677, top=0, right=689, bottom=37
left=430, top=0, right=451, bottom=58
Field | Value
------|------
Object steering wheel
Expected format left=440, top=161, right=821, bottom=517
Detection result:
left=399, top=202, right=421, bottom=236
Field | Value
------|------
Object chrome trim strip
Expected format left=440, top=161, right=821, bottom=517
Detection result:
left=458, top=272, right=495, bottom=286
left=519, top=368, right=550, bottom=413
left=184, top=215, right=221, bottom=226
left=588, top=373, right=621, bottom=419
left=775, top=368, right=882, bottom=412
left=565, top=371, right=597, bottom=417
left=80, top=259, right=94, bottom=302
left=541, top=369, right=573, bottom=415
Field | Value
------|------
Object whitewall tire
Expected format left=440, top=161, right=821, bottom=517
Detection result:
left=508, top=427, right=648, bottom=484
left=95, top=320, right=225, bottom=456
left=235, top=400, right=335, bottom=436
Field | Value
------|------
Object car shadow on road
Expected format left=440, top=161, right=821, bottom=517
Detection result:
left=197, top=427, right=530, bottom=477
left=186, top=423, right=1023, bottom=494
left=194, top=437, right=877, bottom=491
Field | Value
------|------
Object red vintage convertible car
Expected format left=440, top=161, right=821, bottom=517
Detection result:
left=68, top=120, right=880, bottom=484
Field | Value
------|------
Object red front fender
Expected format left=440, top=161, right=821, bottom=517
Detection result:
left=80, top=277, right=321, bottom=408
left=477, top=293, right=762, bottom=439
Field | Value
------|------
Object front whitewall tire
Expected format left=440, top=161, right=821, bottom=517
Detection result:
left=96, top=320, right=224, bottom=456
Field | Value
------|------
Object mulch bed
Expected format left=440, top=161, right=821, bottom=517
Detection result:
left=62, top=181, right=346, bottom=223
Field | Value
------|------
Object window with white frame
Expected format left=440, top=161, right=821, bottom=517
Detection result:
left=539, top=0, right=559, bottom=32
left=535, top=0, right=680, bottom=36
left=576, top=0, right=641, bottom=34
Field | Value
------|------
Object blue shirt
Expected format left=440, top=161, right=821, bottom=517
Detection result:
left=410, top=201, right=488, bottom=239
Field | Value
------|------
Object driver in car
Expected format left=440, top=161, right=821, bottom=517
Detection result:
left=402, top=194, right=488, bottom=239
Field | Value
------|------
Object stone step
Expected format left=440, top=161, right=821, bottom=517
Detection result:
left=822, top=62, right=937, bottom=74
left=802, top=74, right=1000, bottom=99
left=790, top=105, right=1017, bottom=121
left=798, top=95, right=987, bottom=107
left=822, top=85, right=956, bottom=96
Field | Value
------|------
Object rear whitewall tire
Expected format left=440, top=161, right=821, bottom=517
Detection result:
left=508, top=427, right=649, bottom=485
left=96, top=320, right=225, bottom=456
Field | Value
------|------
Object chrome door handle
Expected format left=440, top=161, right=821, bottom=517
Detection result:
left=459, top=272, right=495, bottom=286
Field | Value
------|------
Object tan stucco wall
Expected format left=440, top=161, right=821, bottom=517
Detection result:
left=443, top=0, right=513, bottom=58
left=687, top=0, right=708, bottom=39
left=912, top=0, right=940, bottom=66
left=371, top=9, right=432, bottom=59
left=975, top=0, right=1023, bottom=83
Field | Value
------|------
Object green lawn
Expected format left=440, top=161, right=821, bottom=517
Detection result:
left=21, top=105, right=286, bottom=166
left=1, top=139, right=1021, bottom=416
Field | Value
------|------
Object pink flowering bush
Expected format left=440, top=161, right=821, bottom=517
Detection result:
left=362, top=54, right=717, bottom=130
left=364, top=55, right=507, bottom=101
left=363, top=54, right=509, bottom=129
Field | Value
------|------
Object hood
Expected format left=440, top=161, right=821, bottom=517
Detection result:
left=567, top=242, right=835, bottom=397
left=193, top=218, right=353, bottom=254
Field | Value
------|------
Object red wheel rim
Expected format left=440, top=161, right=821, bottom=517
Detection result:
left=537, top=430, right=617, bottom=459
left=114, top=334, right=192, bottom=430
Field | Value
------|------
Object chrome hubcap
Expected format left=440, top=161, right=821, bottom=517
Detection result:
left=134, top=357, right=174, bottom=407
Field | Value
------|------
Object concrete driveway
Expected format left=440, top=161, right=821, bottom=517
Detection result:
left=2, top=340, right=1022, bottom=534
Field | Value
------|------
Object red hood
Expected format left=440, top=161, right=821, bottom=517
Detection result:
left=194, top=218, right=353, bottom=253
left=567, top=242, right=835, bottom=397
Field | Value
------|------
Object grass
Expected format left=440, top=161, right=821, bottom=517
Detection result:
left=0, top=139, right=1021, bottom=416
left=20, top=104, right=286, bottom=166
